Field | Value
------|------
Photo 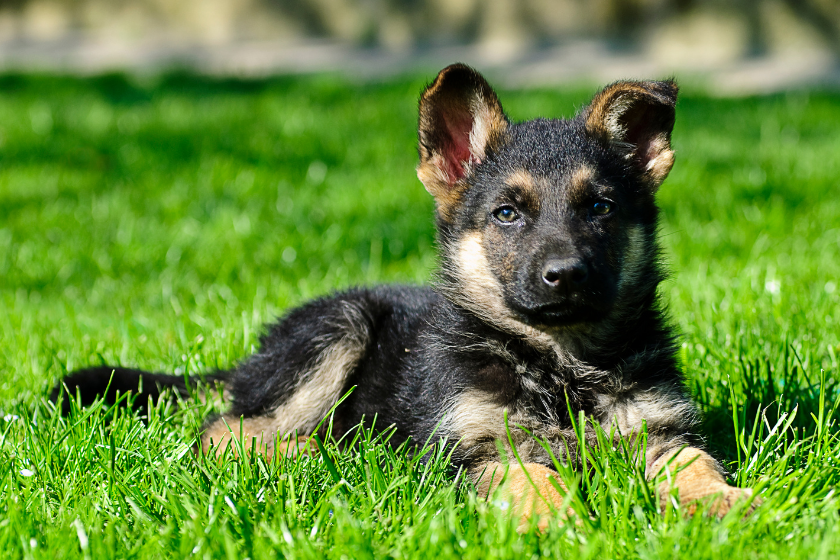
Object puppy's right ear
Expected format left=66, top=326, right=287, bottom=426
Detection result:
left=417, top=64, right=508, bottom=218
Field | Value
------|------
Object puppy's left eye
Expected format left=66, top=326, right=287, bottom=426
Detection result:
left=592, top=201, right=614, bottom=216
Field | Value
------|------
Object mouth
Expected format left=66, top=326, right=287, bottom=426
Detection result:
left=510, top=300, right=603, bottom=327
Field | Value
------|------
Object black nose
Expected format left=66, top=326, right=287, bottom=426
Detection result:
left=542, top=258, right=589, bottom=288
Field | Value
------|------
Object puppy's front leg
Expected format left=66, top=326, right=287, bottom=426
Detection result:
left=648, top=447, right=755, bottom=516
left=476, top=462, right=571, bottom=531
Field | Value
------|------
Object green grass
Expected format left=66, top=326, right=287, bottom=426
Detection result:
left=1, top=71, right=839, bottom=558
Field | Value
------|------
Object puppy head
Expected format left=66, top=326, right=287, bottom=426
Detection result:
left=420, top=65, right=678, bottom=337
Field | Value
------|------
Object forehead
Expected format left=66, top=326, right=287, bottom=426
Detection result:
left=500, top=118, right=605, bottom=175
left=470, top=118, right=620, bottom=208
left=465, top=118, right=634, bottom=212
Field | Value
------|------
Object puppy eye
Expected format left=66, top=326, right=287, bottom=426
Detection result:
left=592, top=201, right=614, bottom=216
left=493, top=206, right=520, bottom=224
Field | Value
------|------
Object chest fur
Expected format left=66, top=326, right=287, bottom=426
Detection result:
left=437, top=347, right=694, bottom=472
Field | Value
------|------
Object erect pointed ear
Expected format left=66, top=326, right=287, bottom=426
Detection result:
left=582, top=80, right=678, bottom=190
left=417, top=64, right=508, bottom=216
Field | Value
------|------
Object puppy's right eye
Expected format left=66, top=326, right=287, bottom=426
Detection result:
left=492, top=206, right=520, bottom=224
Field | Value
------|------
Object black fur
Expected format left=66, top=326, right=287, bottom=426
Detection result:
left=50, top=366, right=223, bottom=415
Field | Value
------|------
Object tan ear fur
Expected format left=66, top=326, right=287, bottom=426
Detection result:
left=417, top=64, right=508, bottom=220
left=583, top=80, right=678, bottom=190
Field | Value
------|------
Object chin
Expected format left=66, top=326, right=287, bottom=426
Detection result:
left=512, top=301, right=614, bottom=329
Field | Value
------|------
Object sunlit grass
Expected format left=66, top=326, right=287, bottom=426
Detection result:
left=1, top=72, right=839, bottom=558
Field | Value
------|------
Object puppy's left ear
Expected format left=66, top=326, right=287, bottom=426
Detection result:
left=582, top=80, right=678, bottom=190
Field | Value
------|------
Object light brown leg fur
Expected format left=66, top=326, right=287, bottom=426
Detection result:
left=649, top=447, right=756, bottom=517
left=477, top=462, right=572, bottom=532
left=200, top=414, right=315, bottom=459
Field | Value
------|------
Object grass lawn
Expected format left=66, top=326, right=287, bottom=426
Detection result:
left=1, top=70, right=839, bottom=558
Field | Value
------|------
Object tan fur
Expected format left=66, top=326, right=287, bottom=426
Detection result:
left=642, top=135, right=675, bottom=186
left=442, top=389, right=508, bottom=461
left=269, top=337, right=365, bottom=433
left=202, top=416, right=315, bottom=459
left=503, top=169, right=543, bottom=212
left=446, top=232, right=608, bottom=366
left=566, top=165, right=596, bottom=205
left=505, top=169, right=536, bottom=190
left=201, top=332, right=367, bottom=455
left=442, top=388, right=551, bottom=465
left=417, top=155, right=457, bottom=207
left=451, top=233, right=557, bottom=350
left=596, top=384, right=698, bottom=438
left=650, top=447, right=756, bottom=517
left=477, top=462, right=571, bottom=532
left=469, top=92, right=506, bottom=162
left=201, top=414, right=289, bottom=456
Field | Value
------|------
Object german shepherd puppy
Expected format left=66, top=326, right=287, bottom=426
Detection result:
left=52, top=64, right=755, bottom=527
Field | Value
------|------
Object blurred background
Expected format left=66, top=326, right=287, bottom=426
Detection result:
left=1, top=0, right=839, bottom=93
